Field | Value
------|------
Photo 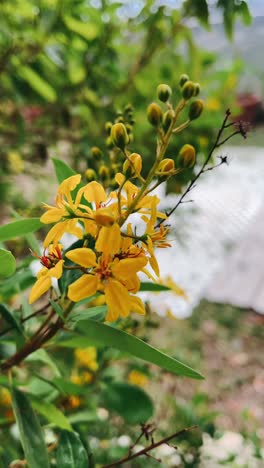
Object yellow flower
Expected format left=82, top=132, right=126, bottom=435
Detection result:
left=74, top=347, right=98, bottom=371
left=66, top=224, right=147, bottom=321
left=68, top=395, right=81, bottom=409
left=29, top=245, right=64, bottom=303
left=8, top=151, right=24, bottom=174
left=128, top=370, right=149, bottom=387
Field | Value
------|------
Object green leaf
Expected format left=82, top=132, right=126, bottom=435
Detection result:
left=0, top=304, right=23, bottom=334
left=31, top=398, right=72, bottom=431
left=183, top=0, right=210, bottom=28
left=68, top=411, right=97, bottom=425
left=68, top=305, right=107, bottom=325
left=0, top=218, right=43, bottom=242
left=237, top=0, right=252, bottom=26
left=50, top=299, right=66, bottom=323
left=102, top=382, right=153, bottom=424
left=59, top=320, right=203, bottom=380
left=139, top=282, right=170, bottom=292
left=56, top=431, right=90, bottom=468
left=26, top=349, right=61, bottom=377
left=63, top=15, right=98, bottom=41
left=18, top=65, right=57, bottom=102
left=11, top=388, right=50, bottom=468
left=0, top=249, right=16, bottom=278
left=52, top=158, right=76, bottom=184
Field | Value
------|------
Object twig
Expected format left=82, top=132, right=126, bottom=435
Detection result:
left=101, top=425, right=197, bottom=467
left=158, top=109, right=247, bottom=224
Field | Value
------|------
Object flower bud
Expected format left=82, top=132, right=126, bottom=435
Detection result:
left=99, top=165, right=109, bottom=181
left=162, top=110, right=174, bottom=132
left=193, top=83, right=200, bottom=96
left=181, top=80, right=195, bottom=100
left=106, top=136, right=114, bottom=149
left=157, top=84, right=172, bottom=102
left=147, top=102, right=163, bottom=127
left=91, top=146, right=102, bottom=159
left=85, top=168, right=96, bottom=181
left=157, top=158, right=175, bottom=174
left=105, top=121, right=112, bottom=134
left=179, top=74, right=189, bottom=87
left=188, top=99, right=204, bottom=120
left=178, top=144, right=196, bottom=168
left=123, top=153, right=142, bottom=178
left=110, top=123, right=129, bottom=150
left=125, top=123, right=133, bottom=134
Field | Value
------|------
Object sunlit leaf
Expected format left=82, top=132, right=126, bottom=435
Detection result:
left=52, top=158, right=76, bottom=184
left=31, top=398, right=72, bottom=431
left=63, top=15, right=99, bottom=41
left=18, top=65, right=57, bottom=102
left=56, top=430, right=92, bottom=468
left=0, top=218, right=43, bottom=242
left=0, top=249, right=16, bottom=278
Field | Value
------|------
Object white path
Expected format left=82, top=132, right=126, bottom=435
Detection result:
left=140, top=146, right=264, bottom=318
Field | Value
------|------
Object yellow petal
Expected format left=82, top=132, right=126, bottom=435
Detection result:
left=59, top=175, right=81, bottom=198
left=68, top=274, right=98, bottom=302
left=40, top=207, right=66, bottom=224
left=94, top=207, right=116, bottom=226
left=129, top=295, right=145, bottom=315
left=95, top=223, right=121, bottom=255
left=122, top=274, right=140, bottom=294
left=105, top=279, right=130, bottom=321
left=29, top=276, right=51, bottom=304
left=66, top=248, right=97, bottom=268
left=43, top=221, right=68, bottom=248
left=112, top=256, right=148, bottom=279
left=149, top=254, right=160, bottom=277
left=49, top=260, right=64, bottom=279
left=83, top=181, right=107, bottom=208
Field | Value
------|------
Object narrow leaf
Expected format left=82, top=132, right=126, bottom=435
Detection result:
left=59, top=320, right=203, bottom=379
left=31, top=398, right=72, bottom=431
left=140, top=282, right=170, bottom=292
left=68, top=305, right=107, bottom=325
left=0, top=249, right=16, bottom=278
left=56, top=430, right=90, bottom=468
left=18, top=65, right=57, bottom=102
left=63, top=15, right=98, bottom=41
left=52, top=158, right=76, bottom=184
left=50, top=299, right=66, bottom=323
left=0, top=218, right=43, bottom=242
left=26, top=349, right=61, bottom=376
left=11, top=388, right=50, bottom=468
left=0, top=304, right=23, bottom=334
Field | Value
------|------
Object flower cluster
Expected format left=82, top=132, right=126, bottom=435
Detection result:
left=30, top=78, right=204, bottom=322
left=30, top=173, right=171, bottom=321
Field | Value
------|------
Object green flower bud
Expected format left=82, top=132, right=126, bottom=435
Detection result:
left=124, top=104, right=133, bottom=113
left=125, top=123, right=133, bottom=134
left=105, top=121, right=112, bottom=134
left=147, top=102, right=163, bottom=127
left=157, top=83, right=172, bottom=102
left=193, top=83, right=200, bottom=96
left=188, top=99, right=204, bottom=120
left=178, top=144, right=196, bottom=168
left=110, top=123, right=129, bottom=150
left=179, top=74, right=189, bottom=87
left=182, top=81, right=195, bottom=100
left=85, top=168, right=97, bottom=181
left=162, top=110, right=174, bottom=132
left=91, top=146, right=102, bottom=160
left=99, top=165, right=109, bottom=181
left=106, top=136, right=114, bottom=149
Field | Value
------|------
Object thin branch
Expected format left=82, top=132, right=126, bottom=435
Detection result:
left=102, top=425, right=197, bottom=468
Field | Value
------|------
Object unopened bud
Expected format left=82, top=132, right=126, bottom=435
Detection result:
left=125, top=123, right=133, bottom=134
left=123, top=153, right=142, bottom=178
left=116, top=116, right=124, bottom=123
left=179, top=74, right=189, bottom=87
left=124, top=104, right=133, bottom=113
left=157, top=158, right=175, bottom=174
left=85, top=168, right=96, bottom=181
left=99, top=165, right=109, bottom=181
left=147, top=102, right=163, bottom=127
left=105, top=122, right=112, bottom=134
left=110, top=123, right=129, bottom=150
left=193, top=83, right=200, bottom=96
left=91, top=146, right=102, bottom=159
left=178, top=144, right=196, bottom=168
left=157, top=84, right=172, bottom=103
left=162, top=110, right=174, bottom=132
left=188, top=99, right=204, bottom=120
left=106, top=136, right=114, bottom=149
left=182, top=81, right=195, bottom=100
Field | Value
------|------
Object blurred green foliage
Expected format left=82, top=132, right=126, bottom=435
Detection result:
left=0, top=0, right=250, bottom=205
